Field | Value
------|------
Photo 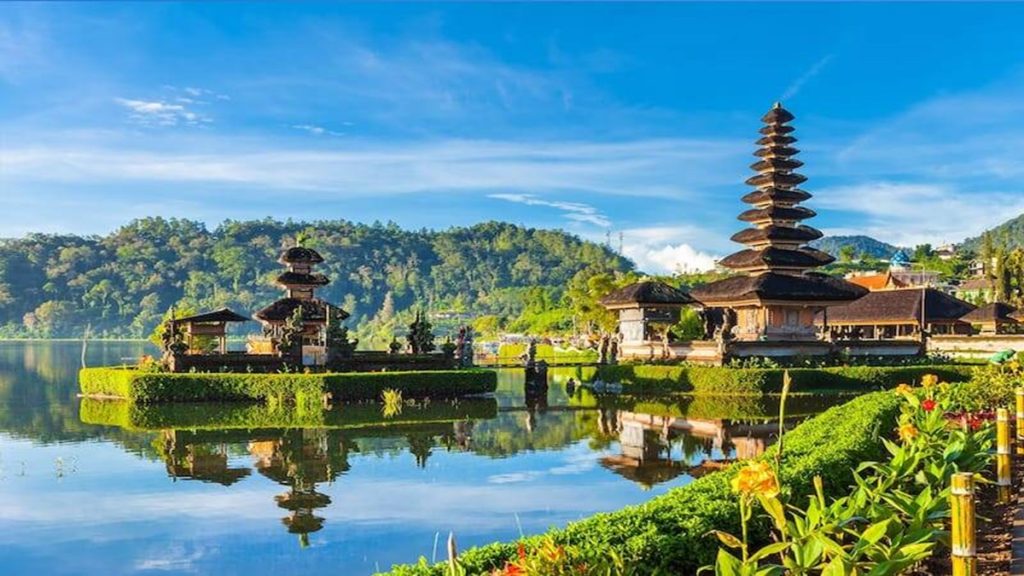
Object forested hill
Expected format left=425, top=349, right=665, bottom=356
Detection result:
left=809, top=235, right=900, bottom=260
left=0, top=218, right=634, bottom=339
left=961, top=213, right=1024, bottom=253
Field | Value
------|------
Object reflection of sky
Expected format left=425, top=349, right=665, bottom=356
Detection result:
left=0, top=343, right=748, bottom=575
left=0, top=430, right=695, bottom=575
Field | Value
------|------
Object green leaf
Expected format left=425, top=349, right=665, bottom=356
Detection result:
left=748, top=541, right=791, bottom=563
left=711, top=530, right=744, bottom=550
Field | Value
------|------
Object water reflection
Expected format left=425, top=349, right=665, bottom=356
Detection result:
left=0, top=342, right=846, bottom=575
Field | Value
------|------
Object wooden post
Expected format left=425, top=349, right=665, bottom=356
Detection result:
left=950, top=472, right=977, bottom=576
left=1016, top=388, right=1024, bottom=456
left=997, top=408, right=1013, bottom=504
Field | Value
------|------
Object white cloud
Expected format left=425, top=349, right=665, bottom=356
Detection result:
left=780, top=54, right=834, bottom=102
left=489, top=193, right=611, bottom=227
left=618, top=225, right=722, bottom=274
left=292, top=123, right=344, bottom=137
left=815, top=181, right=1024, bottom=247
left=114, top=98, right=211, bottom=127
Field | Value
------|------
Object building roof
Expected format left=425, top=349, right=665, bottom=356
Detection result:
left=276, top=271, right=330, bottom=287
left=255, top=298, right=350, bottom=323
left=846, top=272, right=907, bottom=291
left=600, top=280, right=697, bottom=308
left=825, top=288, right=975, bottom=325
left=958, top=277, right=994, bottom=291
left=738, top=205, right=816, bottom=223
left=730, top=224, right=822, bottom=245
left=172, top=308, right=251, bottom=324
left=717, top=247, right=833, bottom=271
left=279, top=246, right=324, bottom=265
left=691, top=272, right=868, bottom=305
left=960, top=302, right=1019, bottom=325
left=740, top=187, right=811, bottom=206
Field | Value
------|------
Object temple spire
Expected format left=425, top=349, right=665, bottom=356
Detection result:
left=717, top=104, right=832, bottom=275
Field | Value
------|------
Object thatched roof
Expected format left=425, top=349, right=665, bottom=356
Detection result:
left=826, top=288, right=975, bottom=325
left=730, top=225, right=822, bottom=245
left=761, top=103, right=795, bottom=124
left=718, top=247, right=833, bottom=271
left=754, top=146, right=800, bottom=158
left=691, top=272, right=868, bottom=305
left=173, top=308, right=251, bottom=324
left=744, top=172, right=808, bottom=188
left=740, top=187, right=811, bottom=205
left=958, top=277, right=994, bottom=291
left=751, top=157, right=803, bottom=172
left=600, top=280, right=697, bottom=308
left=738, top=205, right=816, bottom=223
left=255, top=298, right=349, bottom=323
left=276, top=272, right=330, bottom=287
left=279, top=246, right=324, bottom=265
left=960, top=302, right=1019, bottom=325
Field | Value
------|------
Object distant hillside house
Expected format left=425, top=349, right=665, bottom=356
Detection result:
left=822, top=287, right=975, bottom=340
left=935, top=244, right=958, bottom=261
left=959, top=302, right=1021, bottom=335
left=889, top=250, right=911, bottom=271
left=956, top=277, right=996, bottom=304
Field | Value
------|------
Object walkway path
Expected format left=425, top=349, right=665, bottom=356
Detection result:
left=1012, top=483, right=1024, bottom=574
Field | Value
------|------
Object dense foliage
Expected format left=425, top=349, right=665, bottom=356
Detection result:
left=593, top=364, right=976, bottom=395
left=78, top=367, right=498, bottom=403
left=0, top=218, right=633, bottom=340
left=810, top=235, right=900, bottom=260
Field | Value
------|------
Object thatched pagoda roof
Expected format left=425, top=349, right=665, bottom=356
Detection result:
left=173, top=308, right=251, bottom=324
left=730, top=225, right=823, bottom=245
left=717, top=247, right=834, bottom=271
left=279, top=246, right=324, bottom=265
left=744, top=171, right=808, bottom=188
left=276, top=272, right=330, bottom=287
left=691, top=272, right=867, bottom=305
left=738, top=205, right=816, bottom=223
left=960, top=302, right=1019, bottom=325
left=761, top=104, right=795, bottom=124
left=825, top=288, right=975, bottom=325
left=255, top=298, right=349, bottom=323
left=600, top=280, right=697, bottom=308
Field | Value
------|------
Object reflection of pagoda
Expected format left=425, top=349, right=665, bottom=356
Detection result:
left=692, top=104, right=866, bottom=341
left=158, top=430, right=251, bottom=486
left=255, top=246, right=349, bottom=360
left=249, top=430, right=354, bottom=547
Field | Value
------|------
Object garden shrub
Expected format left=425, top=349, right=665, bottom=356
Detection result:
left=595, top=364, right=976, bottom=395
left=79, top=367, right=497, bottom=403
left=381, top=391, right=902, bottom=575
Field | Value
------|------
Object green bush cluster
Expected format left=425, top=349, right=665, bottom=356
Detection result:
left=595, top=364, right=976, bottom=395
left=495, top=343, right=597, bottom=366
left=79, top=367, right=497, bottom=403
left=381, top=392, right=903, bottom=575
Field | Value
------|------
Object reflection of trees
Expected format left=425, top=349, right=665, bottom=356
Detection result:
left=0, top=342, right=159, bottom=454
left=467, top=408, right=600, bottom=458
left=156, top=430, right=250, bottom=485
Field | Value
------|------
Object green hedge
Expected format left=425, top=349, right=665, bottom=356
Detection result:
left=495, top=343, right=597, bottom=366
left=79, top=367, right=497, bottom=403
left=80, top=397, right=498, bottom=430
left=381, top=391, right=902, bottom=575
left=594, top=364, right=976, bottom=395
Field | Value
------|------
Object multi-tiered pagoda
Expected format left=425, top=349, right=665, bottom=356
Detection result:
left=256, top=246, right=348, bottom=350
left=692, top=104, right=866, bottom=341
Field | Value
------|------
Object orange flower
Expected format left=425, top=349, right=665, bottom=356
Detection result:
left=898, top=423, right=918, bottom=443
left=921, top=374, right=939, bottom=388
left=730, top=461, right=780, bottom=498
left=895, top=383, right=913, bottom=395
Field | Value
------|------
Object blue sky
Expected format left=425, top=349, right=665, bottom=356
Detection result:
left=4, top=3, right=1024, bottom=273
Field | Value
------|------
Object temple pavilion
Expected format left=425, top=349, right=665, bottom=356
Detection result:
left=691, top=104, right=867, bottom=341
left=255, top=246, right=348, bottom=360
left=600, top=280, right=697, bottom=344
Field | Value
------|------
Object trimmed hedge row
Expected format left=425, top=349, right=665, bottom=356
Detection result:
left=494, top=343, right=598, bottom=366
left=80, top=397, right=498, bottom=430
left=382, top=391, right=903, bottom=575
left=79, top=367, right=498, bottom=403
left=594, top=364, right=976, bottom=395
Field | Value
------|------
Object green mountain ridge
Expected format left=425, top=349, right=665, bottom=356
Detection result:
left=0, top=218, right=633, bottom=339
left=961, top=213, right=1024, bottom=253
left=809, top=235, right=901, bottom=260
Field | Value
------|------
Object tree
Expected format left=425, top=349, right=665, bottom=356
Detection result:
left=838, top=245, right=856, bottom=263
left=406, top=310, right=435, bottom=354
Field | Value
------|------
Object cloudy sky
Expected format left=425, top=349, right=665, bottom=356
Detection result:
left=3, top=3, right=1024, bottom=273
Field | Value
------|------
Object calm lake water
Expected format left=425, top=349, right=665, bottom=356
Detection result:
left=0, top=342, right=840, bottom=575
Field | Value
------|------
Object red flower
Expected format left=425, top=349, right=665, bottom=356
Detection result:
left=922, top=399, right=936, bottom=412
left=517, top=542, right=526, bottom=561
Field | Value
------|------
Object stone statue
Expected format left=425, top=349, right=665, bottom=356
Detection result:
left=455, top=326, right=475, bottom=368
left=598, top=334, right=610, bottom=365
left=608, top=335, right=619, bottom=365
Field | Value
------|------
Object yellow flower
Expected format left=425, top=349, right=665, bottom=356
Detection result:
left=921, top=374, right=938, bottom=388
left=731, top=461, right=780, bottom=498
left=898, top=423, right=919, bottom=443
left=895, top=383, right=913, bottom=395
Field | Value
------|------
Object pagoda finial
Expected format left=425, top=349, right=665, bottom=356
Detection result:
left=773, top=101, right=782, bottom=109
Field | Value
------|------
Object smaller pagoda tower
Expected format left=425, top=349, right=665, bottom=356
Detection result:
left=256, top=246, right=348, bottom=356
left=691, top=104, right=866, bottom=342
